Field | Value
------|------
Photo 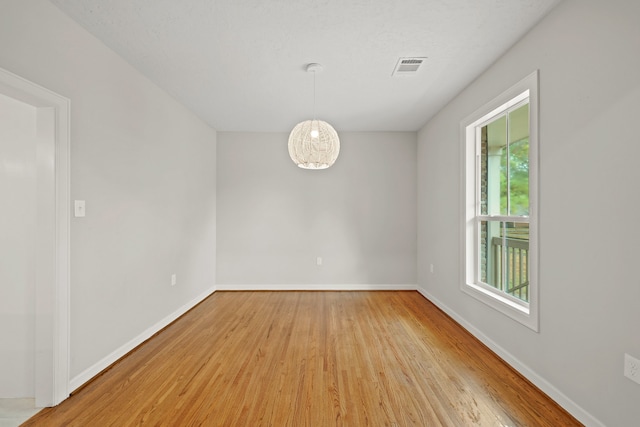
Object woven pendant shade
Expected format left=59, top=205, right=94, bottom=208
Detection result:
left=288, top=119, right=340, bottom=169
left=288, top=63, right=340, bottom=169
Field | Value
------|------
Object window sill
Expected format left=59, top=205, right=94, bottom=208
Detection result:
left=461, top=281, right=539, bottom=332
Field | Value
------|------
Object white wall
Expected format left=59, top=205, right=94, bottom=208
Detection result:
left=417, top=0, right=640, bottom=425
left=217, top=132, right=416, bottom=287
left=0, top=93, right=37, bottom=397
left=0, top=0, right=217, bottom=384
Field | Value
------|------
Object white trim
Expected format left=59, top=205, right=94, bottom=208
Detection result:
left=0, top=67, right=71, bottom=406
left=460, top=70, right=539, bottom=332
left=69, top=286, right=216, bottom=392
left=415, top=286, right=605, bottom=427
left=215, top=284, right=417, bottom=291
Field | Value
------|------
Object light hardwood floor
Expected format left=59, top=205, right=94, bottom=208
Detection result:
left=24, top=291, right=582, bottom=426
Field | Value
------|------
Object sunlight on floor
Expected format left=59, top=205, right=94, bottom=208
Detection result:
left=0, top=399, right=41, bottom=427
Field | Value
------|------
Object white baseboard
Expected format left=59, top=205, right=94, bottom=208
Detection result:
left=415, top=286, right=604, bottom=427
left=215, top=284, right=417, bottom=291
left=69, top=285, right=217, bottom=393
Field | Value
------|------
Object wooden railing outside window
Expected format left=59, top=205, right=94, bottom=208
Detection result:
left=491, top=237, right=529, bottom=301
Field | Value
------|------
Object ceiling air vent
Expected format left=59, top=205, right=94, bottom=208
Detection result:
left=392, top=57, right=427, bottom=76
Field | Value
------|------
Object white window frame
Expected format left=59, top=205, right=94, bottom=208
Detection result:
left=460, top=70, right=539, bottom=331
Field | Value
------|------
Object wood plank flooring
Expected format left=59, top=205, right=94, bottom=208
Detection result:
left=24, top=291, right=582, bottom=426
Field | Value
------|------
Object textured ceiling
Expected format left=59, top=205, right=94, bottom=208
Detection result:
left=49, top=0, right=560, bottom=132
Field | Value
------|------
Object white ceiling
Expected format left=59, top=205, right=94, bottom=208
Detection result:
left=49, top=0, right=560, bottom=132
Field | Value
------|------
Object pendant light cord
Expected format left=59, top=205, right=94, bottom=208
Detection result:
left=312, top=70, right=316, bottom=120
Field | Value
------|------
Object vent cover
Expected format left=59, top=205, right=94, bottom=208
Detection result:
left=392, top=57, right=427, bottom=76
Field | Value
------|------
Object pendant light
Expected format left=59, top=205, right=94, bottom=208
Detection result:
left=288, top=63, right=340, bottom=169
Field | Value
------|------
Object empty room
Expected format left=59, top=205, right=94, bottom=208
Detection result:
left=0, top=0, right=638, bottom=426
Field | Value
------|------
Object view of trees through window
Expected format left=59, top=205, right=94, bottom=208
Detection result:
left=501, top=137, right=529, bottom=216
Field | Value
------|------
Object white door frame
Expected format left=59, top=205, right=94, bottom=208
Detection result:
left=0, top=67, right=70, bottom=406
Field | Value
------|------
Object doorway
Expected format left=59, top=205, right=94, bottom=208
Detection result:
left=0, top=92, right=37, bottom=404
left=0, top=67, right=70, bottom=407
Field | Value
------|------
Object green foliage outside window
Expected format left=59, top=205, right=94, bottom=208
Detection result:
left=500, top=138, right=529, bottom=217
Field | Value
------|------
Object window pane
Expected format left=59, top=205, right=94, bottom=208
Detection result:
left=480, top=220, right=502, bottom=289
left=480, top=104, right=529, bottom=217
left=480, top=127, right=488, bottom=215
left=484, top=116, right=507, bottom=215
left=480, top=220, right=488, bottom=281
left=480, top=220, right=530, bottom=303
left=504, top=222, right=530, bottom=302
left=508, top=103, right=529, bottom=216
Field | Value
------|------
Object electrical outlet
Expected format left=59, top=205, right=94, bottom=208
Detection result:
left=74, top=200, right=86, bottom=217
left=430, top=264, right=434, bottom=273
left=171, top=274, right=177, bottom=287
left=316, top=257, right=322, bottom=266
left=624, top=353, right=640, bottom=385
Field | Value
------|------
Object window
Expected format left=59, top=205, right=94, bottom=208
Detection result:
left=461, top=71, right=538, bottom=331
